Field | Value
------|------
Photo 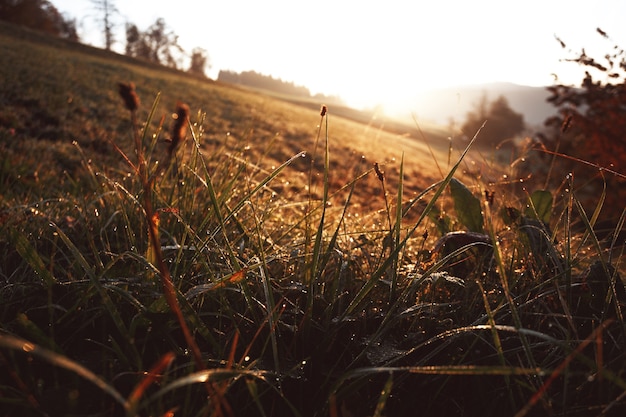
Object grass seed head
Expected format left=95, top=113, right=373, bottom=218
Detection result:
left=118, top=82, right=140, bottom=111
left=374, top=162, right=385, bottom=182
left=320, top=104, right=327, bottom=117
left=485, top=190, right=495, bottom=206
left=168, top=101, right=190, bottom=156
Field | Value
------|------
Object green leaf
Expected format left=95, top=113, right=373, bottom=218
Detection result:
left=500, top=207, right=520, bottom=226
left=449, top=178, right=483, bottom=233
left=526, top=190, right=553, bottom=224
left=427, top=205, right=451, bottom=235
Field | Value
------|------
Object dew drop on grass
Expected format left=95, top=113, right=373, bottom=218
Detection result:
left=21, top=342, right=35, bottom=352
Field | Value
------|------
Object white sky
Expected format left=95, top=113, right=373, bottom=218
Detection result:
left=52, top=0, right=626, bottom=112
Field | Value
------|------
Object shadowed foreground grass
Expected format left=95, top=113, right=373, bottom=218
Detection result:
left=1, top=22, right=626, bottom=417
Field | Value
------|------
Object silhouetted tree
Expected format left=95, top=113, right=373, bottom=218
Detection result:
left=124, top=22, right=151, bottom=60
left=0, top=0, right=78, bottom=40
left=188, top=47, right=210, bottom=77
left=461, top=94, right=525, bottom=146
left=545, top=29, right=626, bottom=167
left=124, top=18, right=183, bottom=68
left=58, top=14, right=79, bottom=41
left=145, top=18, right=183, bottom=67
left=544, top=29, right=626, bottom=217
left=90, top=0, right=118, bottom=51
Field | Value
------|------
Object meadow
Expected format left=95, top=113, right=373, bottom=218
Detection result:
left=1, top=21, right=625, bottom=417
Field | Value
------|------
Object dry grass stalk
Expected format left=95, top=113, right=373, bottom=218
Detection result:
left=117, top=82, right=140, bottom=112
left=168, top=101, right=190, bottom=158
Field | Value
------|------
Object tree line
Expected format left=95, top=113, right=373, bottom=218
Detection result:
left=218, top=70, right=312, bottom=97
left=0, top=0, right=210, bottom=77
left=0, top=0, right=78, bottom=40
left=217, top=70, right=345, bottom=105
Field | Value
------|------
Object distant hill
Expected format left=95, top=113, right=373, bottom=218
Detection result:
left=402, top=82, right=557, bottom=127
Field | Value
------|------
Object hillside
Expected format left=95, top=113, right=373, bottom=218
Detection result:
left=0, top=20, right=490, bottom=212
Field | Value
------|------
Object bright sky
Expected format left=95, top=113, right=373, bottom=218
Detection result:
left=53, top=0, right=626, bottom=112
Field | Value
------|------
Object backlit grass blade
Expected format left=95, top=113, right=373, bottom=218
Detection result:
left=390, top=154, right=404, bottom=301
left=476, top=278, right=515, bottom=408
left=147, top=368, right=269, bottom=402
left=373, top=373, right=393, bottom=417
left=0, top=334, right=127, bottom=411
left=309, top=108, right=330, bottom=291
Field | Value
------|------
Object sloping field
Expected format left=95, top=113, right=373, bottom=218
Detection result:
left=2, top=20, right=626, bottom=417
left=0, top=20, right=497, bottom=212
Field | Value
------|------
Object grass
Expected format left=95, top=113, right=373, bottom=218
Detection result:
left=1, top=21, right=626, bottom=417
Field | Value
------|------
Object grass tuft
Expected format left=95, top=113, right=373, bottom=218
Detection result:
left=1, top=24, right=626, bottom=416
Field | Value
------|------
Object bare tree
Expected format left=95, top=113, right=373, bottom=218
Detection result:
left=90, top=0, right=118, bottom=51
left=144, top=18, right=183, bottom=67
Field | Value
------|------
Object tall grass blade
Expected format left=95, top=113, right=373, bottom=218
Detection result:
left=187, top=121, right=240, bottom=269
left=343, top=123, right=485, bottom=318
left=390, top=155, right=404, bottom=301
left=476, top=278, right=515, bottom=408
left=9, top=229, right=57, bottom=287
left=310, top=109, right=330, bottom=284
left=373, top=373, right=393, bottom=417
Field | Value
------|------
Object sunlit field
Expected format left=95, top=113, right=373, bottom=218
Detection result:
left=1, top=21, right=625, bottom=417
